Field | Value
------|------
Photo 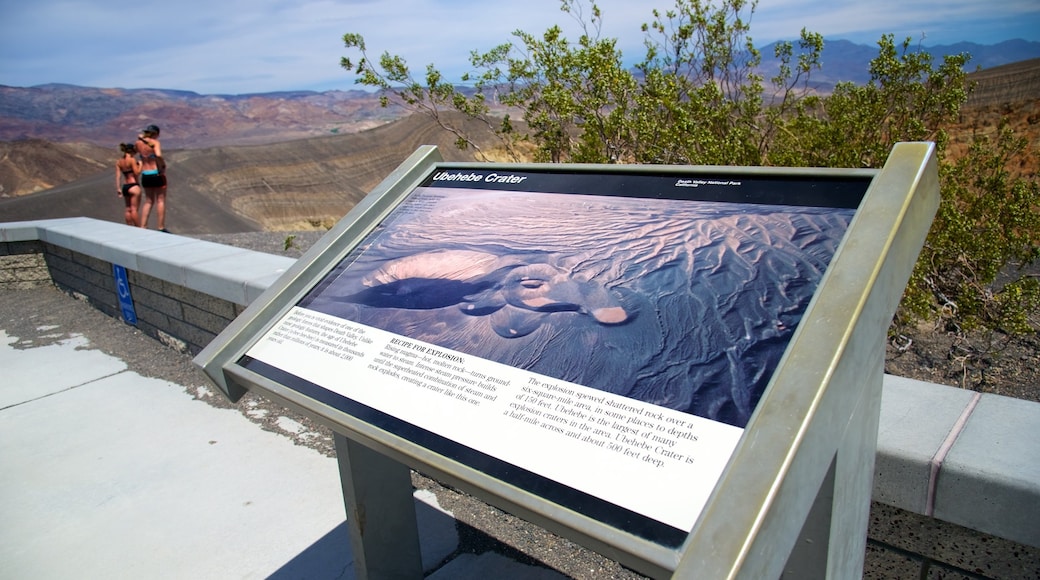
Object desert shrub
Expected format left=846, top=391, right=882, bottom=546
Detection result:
left=900, top=121, right=1040, bottom=336
left=341, top=0, right=1040, bottom=339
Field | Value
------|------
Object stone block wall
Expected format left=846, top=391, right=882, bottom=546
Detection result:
left=122, top=265, right=245, bottom=354
left=0, top=241, right=50, bottom=290
left=42, top=243, right=121, bottom=320
left=1, top=239, right=244, bottom=355
left=867, top=502, right=1039, bottom=578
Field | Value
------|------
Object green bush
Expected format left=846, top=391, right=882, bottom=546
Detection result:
left=901, top=122, right=1040, bottom=336
left=340, top=0, right=1040, bottom=340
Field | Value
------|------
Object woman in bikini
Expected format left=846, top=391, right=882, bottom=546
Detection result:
left=135, top=124, right=168, bottom=231
left=115, top=142, right=142, bottom=226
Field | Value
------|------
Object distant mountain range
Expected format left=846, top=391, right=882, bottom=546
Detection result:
left=756, top=38, right=1040, bottom=92
left=1, top=39, right=1038, bottom=150
left=0, top=85, right=405, bottom=149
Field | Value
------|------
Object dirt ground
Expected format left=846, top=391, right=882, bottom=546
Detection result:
left=884, top=249, right=1040, bottom=404
left=884, top=323, right=1040, bottom=403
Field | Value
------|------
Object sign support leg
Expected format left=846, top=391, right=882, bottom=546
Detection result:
left=782, top=456, right=836, bottom=578
left=825, top=355, right=883, bottom=578
left=334, top=432, right=423, bottom=580
left=782, top=353, right=882, bottom=578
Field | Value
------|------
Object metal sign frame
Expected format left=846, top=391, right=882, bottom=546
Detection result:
left=194, top=143, right=939, bottom=578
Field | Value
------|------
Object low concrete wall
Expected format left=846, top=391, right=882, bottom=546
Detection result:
left=3, top=218, right=1038, bottom=577
left=41, top=241, right=250, bottom=354
left=1, top=218, right=289, bottom=354
left=0, top=240, right=49, bottom=289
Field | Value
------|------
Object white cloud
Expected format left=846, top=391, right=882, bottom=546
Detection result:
left=0, top=0, right=1037, bottom=94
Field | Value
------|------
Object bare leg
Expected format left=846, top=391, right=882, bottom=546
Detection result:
left=123, top=191, right=140, bottom=226
left=155, top=187, right=167, bottom=231
left=139, top=188, right=156, bottom=228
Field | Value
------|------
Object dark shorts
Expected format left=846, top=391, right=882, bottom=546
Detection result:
left=141, top=173, right=167, bottom=188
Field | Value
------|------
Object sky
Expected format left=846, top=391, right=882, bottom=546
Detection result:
left=1, top=0, right=1038, bottom=95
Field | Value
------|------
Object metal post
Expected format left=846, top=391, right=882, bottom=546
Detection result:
left=782, top=351, right=883, bottom=579
left=782, top=456, right=836, bottom=578
left=334, top=432, right=423, bottom=579
left=824, top=353, right=883, bottom=578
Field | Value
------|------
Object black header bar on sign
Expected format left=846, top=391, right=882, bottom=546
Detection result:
left=424, top=168, right=870, bottom=209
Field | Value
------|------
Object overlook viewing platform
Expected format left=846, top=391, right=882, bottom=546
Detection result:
left=2, top=218, right=1038, bottom=578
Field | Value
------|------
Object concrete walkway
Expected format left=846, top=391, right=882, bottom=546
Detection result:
left=0, top=329, right=351, bottom=578
left=0, top=286, right=570, bottom=579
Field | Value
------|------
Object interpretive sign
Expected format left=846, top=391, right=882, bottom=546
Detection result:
left=237, top=160, right=867, bottom=543
left=196, top=143, right=939, bottom=578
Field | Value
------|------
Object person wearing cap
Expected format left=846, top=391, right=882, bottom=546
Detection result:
left=135, top=124, right=168, bottom=231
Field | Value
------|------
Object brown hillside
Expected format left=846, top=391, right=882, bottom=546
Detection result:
left=945, top=59, right=1040, bottom=180
left=0, top=113, right=496, bottom=234
left=1, top=59, right=1036, bottom=233
left=172, top=112, right=500, bottom=231
left=965, top=58, right=1040, bottom=107
left=0, top=140, right=112, bottom=197
left=0, top=163, right=263, bottom=234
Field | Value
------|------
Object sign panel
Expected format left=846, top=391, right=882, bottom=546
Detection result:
left=237, top=167, right=869, bottom=544
left=113, top=263, right=137, bottom=325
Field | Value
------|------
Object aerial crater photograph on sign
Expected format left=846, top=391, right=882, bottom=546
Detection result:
left=300, top=186, right=855, bottom=428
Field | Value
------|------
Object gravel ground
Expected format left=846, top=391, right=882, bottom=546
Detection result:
left=195, top=231, right=329, bottom=260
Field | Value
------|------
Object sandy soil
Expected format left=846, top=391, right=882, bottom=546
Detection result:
left=885, top=323, right=1039, bottom=403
